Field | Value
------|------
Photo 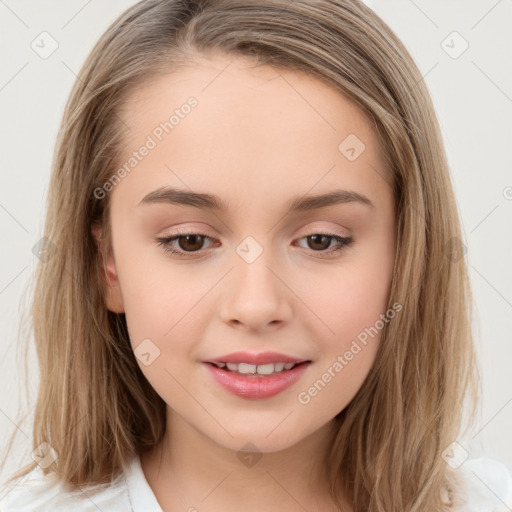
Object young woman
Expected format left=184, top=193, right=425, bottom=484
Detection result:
left=2, top=0, right=511, bottom=510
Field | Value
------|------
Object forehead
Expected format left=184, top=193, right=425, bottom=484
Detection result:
left=121, top=54, right=377, bottom=142
left=113, top=54, right=390, bottom=213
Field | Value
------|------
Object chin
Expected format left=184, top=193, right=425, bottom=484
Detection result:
left=207, top=425, right=311, bottom=454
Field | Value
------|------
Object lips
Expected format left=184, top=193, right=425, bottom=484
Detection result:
left=202, top=351, right=312, bottom=399
left=204, top=360, right=311, bottom=399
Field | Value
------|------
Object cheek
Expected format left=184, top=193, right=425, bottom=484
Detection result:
left=112, top=224, right=204, bottom=340
left=299, top=257, right=393, bottom=348
left=293, top=238, right=394, bottom=413
left=294, top=266, right=391, bottom=418
left=115, top=253, right=216, bottom=388
left=301, top=219, right=394, bottom=337
left=121, top=274, right=207, bottom=360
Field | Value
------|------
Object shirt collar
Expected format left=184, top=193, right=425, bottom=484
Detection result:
left=124, top=454, right=164, bottom=512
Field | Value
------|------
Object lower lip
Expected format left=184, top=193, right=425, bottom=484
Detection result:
left=204, top=362, right=310, bottom=399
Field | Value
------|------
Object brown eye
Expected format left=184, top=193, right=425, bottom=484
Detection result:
left=175, top=234, right=205, bottom=252
left=306, top=234, right=333, bottom=251
left=155, top=232, right=215, bottom=257
left=295, top=233, right=353, bottom=257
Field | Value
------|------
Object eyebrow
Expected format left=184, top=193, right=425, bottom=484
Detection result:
left=138, top=186, right=374, bottom=212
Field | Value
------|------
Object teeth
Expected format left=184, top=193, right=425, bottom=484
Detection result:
left=214, top=362, right=298, bottom=375
left=255, top=363, right=274, bottom=375
left=238, top=363, right=257, bottom=374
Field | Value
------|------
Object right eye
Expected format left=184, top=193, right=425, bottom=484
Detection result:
left=155, top=231, right=217, bottom=257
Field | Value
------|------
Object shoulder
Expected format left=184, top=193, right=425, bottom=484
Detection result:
left=448, top=456, right=512, bottom=512
left=0, top=464, right=131, bottom=511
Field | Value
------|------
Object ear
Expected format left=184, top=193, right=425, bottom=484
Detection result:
left=92, top=224, right=125, bottom=314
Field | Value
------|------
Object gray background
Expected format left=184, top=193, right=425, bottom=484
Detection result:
left=1, top=0, right=511, bottom=484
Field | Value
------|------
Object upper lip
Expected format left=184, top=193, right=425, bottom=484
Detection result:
left=204, top=351, right=310, bottom=366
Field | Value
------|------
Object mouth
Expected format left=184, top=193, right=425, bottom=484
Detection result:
left=203, top=359, right=312, bottom=399
left=205, top=360, right=310, bottom=377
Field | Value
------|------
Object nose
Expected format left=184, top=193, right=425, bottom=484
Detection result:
left=219, top=250, right=293, bottom=331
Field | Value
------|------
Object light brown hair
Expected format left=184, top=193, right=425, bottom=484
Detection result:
left=2, top=1, right=478, bottom=510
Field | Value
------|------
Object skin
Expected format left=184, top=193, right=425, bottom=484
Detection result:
left=95, top=53, right=396, bottom=512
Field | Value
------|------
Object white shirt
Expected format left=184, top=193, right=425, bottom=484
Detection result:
left=1, top=455, right=511, bottom=511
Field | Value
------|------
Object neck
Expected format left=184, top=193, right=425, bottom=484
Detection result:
left=140, top=408, right=346, bottom=512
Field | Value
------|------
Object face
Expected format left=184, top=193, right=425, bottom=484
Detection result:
left=97, top=54, right=396, bottom=454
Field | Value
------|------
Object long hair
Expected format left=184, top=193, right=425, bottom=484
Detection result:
left=2, top=1, right=478, bottom=510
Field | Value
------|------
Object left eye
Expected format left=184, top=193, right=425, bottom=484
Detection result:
left=155, top=232, right=353, bottom=258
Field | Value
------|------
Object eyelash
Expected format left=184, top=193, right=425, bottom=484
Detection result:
left=154, top=230, right=353, bottom=259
